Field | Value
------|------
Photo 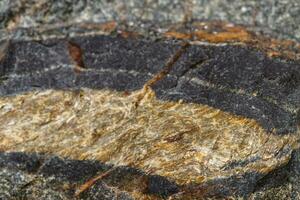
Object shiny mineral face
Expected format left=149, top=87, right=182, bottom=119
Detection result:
left=0, top=88, right=298, bottom=195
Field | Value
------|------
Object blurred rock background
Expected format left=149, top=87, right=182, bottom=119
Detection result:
left=0, top=0, right=300, bottom=41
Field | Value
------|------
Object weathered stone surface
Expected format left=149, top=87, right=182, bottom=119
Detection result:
left=1, top=34, right=300, bottom=133
left=0, top=29, right=300, bottom=199
left=0, top=87, right=298, bottom=199
left=1, top=1, right=300, bottom=199
left=1, top=0, right=300, bottom=42
left=0, top=29, right=299, bottom=199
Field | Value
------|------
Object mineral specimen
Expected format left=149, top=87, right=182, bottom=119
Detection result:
left=0, top=23, right=300, bottom=199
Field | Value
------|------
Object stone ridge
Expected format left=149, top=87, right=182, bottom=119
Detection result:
left=0, top=34, right=300, bottom=133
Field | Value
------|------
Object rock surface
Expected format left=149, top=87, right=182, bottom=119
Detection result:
left=1, top=0, right=300, bottom=41
left=1, top=34, right=300, bottom=134
left=1, top=1, right=300, bottom=200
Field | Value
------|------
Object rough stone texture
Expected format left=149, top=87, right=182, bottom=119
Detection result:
left=0, top=88, right=298, bottom=199
left=0, top=1, right=300, bottom=200
left=1, top=0, right=300, bottom=42
left=0, top=31, right=300, bottom=200
left=1, top=35, right=300, bottom=133
left=0, top=152, right=142, bottom=199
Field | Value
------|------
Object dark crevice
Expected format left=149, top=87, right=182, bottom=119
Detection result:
left=171, top=57, right=212, bottom=91
left=145, top=41, right=190, bottom=88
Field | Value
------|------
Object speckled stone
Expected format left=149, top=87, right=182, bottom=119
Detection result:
left=1, top=0, right=300, bottom=41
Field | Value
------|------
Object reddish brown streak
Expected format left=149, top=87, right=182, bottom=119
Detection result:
left=133, top=41, right=190, bottom=108
left=145, top=41, right=190, bottom=87
left=67, top=41, right=85, bottom=72
left=75, top=167, right=115, bottom=197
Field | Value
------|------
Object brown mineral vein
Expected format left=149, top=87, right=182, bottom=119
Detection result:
left=134, top=41, right=190, bottom=107
left=75, top=167, right=115, bottom=196
left=0, top=89, right=298, bottom=186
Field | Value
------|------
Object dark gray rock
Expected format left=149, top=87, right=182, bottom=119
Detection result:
left=0, top=152, right=184, bottom=199
left=1, top=35, right=300, bottom=134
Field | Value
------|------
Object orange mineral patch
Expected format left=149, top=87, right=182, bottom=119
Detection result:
left=78, top=21, right=117, bottom=33
left=164, top=21, right=300, bottom=60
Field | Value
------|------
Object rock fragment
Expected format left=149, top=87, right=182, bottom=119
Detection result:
left=0, top=23, right=300, bottom=199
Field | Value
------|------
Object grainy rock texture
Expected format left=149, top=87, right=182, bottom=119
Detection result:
left=1, top=1, right=300, bottom=200
left=1, top=0, right=300, bottom=41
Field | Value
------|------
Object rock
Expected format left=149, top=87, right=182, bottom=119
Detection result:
left=1, top=1, right=300, bottom=199
left=1, top=33, right=300, bottom=133
left=1, top=1, right=300, bottom=41
left=0, top=29, right=299, bottom=199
